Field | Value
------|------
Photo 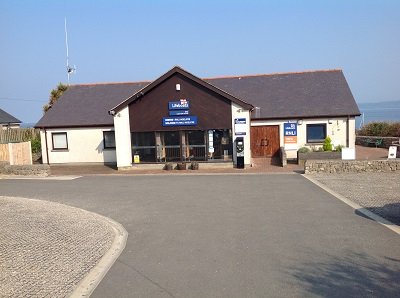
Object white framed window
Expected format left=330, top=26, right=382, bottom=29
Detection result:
left=52, top=132, right=68, bottom=150
left=103, top=131, right=116, bottom=149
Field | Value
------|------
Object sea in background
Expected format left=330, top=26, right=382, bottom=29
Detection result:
left=356, top=100, right=400, bottom=129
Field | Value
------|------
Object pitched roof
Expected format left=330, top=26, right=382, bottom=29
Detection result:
left=35, top=67, right=360, bottom=128
left=35, top=82, right=148, bottom=128
left=0, top=108, right=21, bottom=124
left=205, top=69, right=360, bottom=119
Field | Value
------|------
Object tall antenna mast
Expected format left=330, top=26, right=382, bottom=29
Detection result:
left=64, top=18, right=76, bottom=84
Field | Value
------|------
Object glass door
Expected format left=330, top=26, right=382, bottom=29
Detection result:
left=186, top=131, right=206, bottom=161
left=162, top=131, right=181, bottom=162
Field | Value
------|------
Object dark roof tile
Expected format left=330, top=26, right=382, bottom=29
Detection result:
left=205, top=69, right=360, bottom=119
left=0, top=108, right=21, bottom=124
left=35, top=82, right=148, bottom=128
left=35, top=68, right=360, bottom=128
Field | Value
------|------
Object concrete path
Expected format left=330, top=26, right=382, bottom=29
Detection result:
left=1, top=174, right=400, bottom=297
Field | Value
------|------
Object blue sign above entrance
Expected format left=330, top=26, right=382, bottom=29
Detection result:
left=162, top=116, right=198, bottom=126
left=168, top=99, right=190, bottom=110
left=284, top=122, right=297, bottom=136
left=169, top=110, right=189, bottom=116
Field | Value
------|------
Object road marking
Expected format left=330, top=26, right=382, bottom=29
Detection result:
left=303, top=175, right=400, bottom=236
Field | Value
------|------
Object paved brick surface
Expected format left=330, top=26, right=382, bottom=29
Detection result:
left=47, top=145, right=390, bottom=177
left=307, top=172, right=400, bottom=225
left=0, top=196, right=115, bottom=298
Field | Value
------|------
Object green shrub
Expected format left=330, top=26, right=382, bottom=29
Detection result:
left=31, top=137, right=41, bottom=154
left=322, top=136, right=333, bottom=151
left=298, top=147, right=310, bottom=153
left=358, top=121, right=400, bottom=137
left=334, top=145, right=343, bottom=152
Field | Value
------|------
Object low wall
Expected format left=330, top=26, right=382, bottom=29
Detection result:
left=356, top=136, right=399, bottom=148
left=305, top=160, right=400, bottom=174
left=298, top=151, right=341, bottom=167
left=0, top=161, right=50, bottom=176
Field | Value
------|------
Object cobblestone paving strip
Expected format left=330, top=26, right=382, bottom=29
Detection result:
left=307, top=172, right=400, bottom=225
left=0, top=196, right=115, bottom=298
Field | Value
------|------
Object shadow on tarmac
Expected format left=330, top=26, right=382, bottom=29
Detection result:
left=288, top=252, right=400, bottom=297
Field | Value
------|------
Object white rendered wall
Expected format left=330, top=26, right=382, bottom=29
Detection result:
left=40, top=130, right=47, bottom=164
left=40, top=127, right=116, bottom=164
left=251, top=117, right=356, bottom=159
left=231, top=103, right=251, bottom=166
left=113, top=106, right=132, bottom=168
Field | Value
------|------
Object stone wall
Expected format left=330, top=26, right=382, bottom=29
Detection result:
left=298, top=151, right=341, bottom=167
left=305, top=160, right=400, bottom=174
left=0, top=161, right=50, bottom=176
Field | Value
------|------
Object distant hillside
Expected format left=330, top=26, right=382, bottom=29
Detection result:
left=20, top=123, right=36, bottom=128
left=358, top=100, right=400, bottom=109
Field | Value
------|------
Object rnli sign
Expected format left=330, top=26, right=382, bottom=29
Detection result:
left=162, top=116, right=198, bottom=126
left=169, top=99, right=190, bottom=110
left=284, top=122, right=297, bottom=144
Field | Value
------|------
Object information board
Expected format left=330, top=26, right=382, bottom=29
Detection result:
left=234, top=118, right=247, bottom=135
left=162, top=116, right=198, bottom=126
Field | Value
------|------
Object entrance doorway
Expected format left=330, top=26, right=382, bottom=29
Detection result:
left=132, top=130, right=233, bottom=163
left=250, top=126, right=280, bottom=157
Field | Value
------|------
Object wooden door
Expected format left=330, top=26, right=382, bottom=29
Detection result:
left=250, top=126, right=280, bottom=157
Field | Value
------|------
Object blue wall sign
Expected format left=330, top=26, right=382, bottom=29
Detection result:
left=234, top=118, right=247, bottom=135
left=235, top=118, right=246, bottom=124
left=284, top=122, right=297, bottom=136
left=162, top=116, right=198, bottom=126
left=168, top=99, right=190, bottom=110
left=169, top=110, right=189, bottom=116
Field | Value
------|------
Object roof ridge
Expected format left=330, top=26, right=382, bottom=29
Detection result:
left=204, top=69, right=343, bottom=80
left=69, top=80, right=151, bottom=87
left=67, top=69, right=343, bottom=86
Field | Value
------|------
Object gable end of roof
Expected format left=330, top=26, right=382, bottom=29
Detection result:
left=110, top=66, right=254, bottom=114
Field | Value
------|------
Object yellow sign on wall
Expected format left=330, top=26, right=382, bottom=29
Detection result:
left=133, top=155, right=140, bottom=163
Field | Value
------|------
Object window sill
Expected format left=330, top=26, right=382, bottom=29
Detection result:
left=51, top=149, right=69, bottom=152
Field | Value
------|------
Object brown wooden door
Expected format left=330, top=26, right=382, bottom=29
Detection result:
left=251, top=126, right=280, bottom=157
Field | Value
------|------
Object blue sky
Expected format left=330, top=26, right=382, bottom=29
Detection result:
left=1, top=0, right=399, bottom=123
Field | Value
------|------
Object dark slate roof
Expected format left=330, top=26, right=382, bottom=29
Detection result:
left=35, top=82, right=149, bottom=128
left=35, top=68, right=360, bottom=128
left=205, top=69, right=360, bottom=119
left=0, top=108, right=21, bottom=124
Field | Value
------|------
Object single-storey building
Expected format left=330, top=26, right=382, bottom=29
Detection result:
left=35, top=66, right=360, bottom=168
left=0, top=108, right=21, bottom=129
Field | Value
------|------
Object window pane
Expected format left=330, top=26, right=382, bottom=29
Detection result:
left=132, top=132, right=155, bottom=146
left=212, top=129, right=232, bottom=159
left=187, top=131, right=204, bottom=145
left=307, top=124, right=326, bottom=143
left=53, top=133, right=67, bottom=149
left=104, top=131, right=115, bottom=148
left=132, top=132, right=156, bottom=162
